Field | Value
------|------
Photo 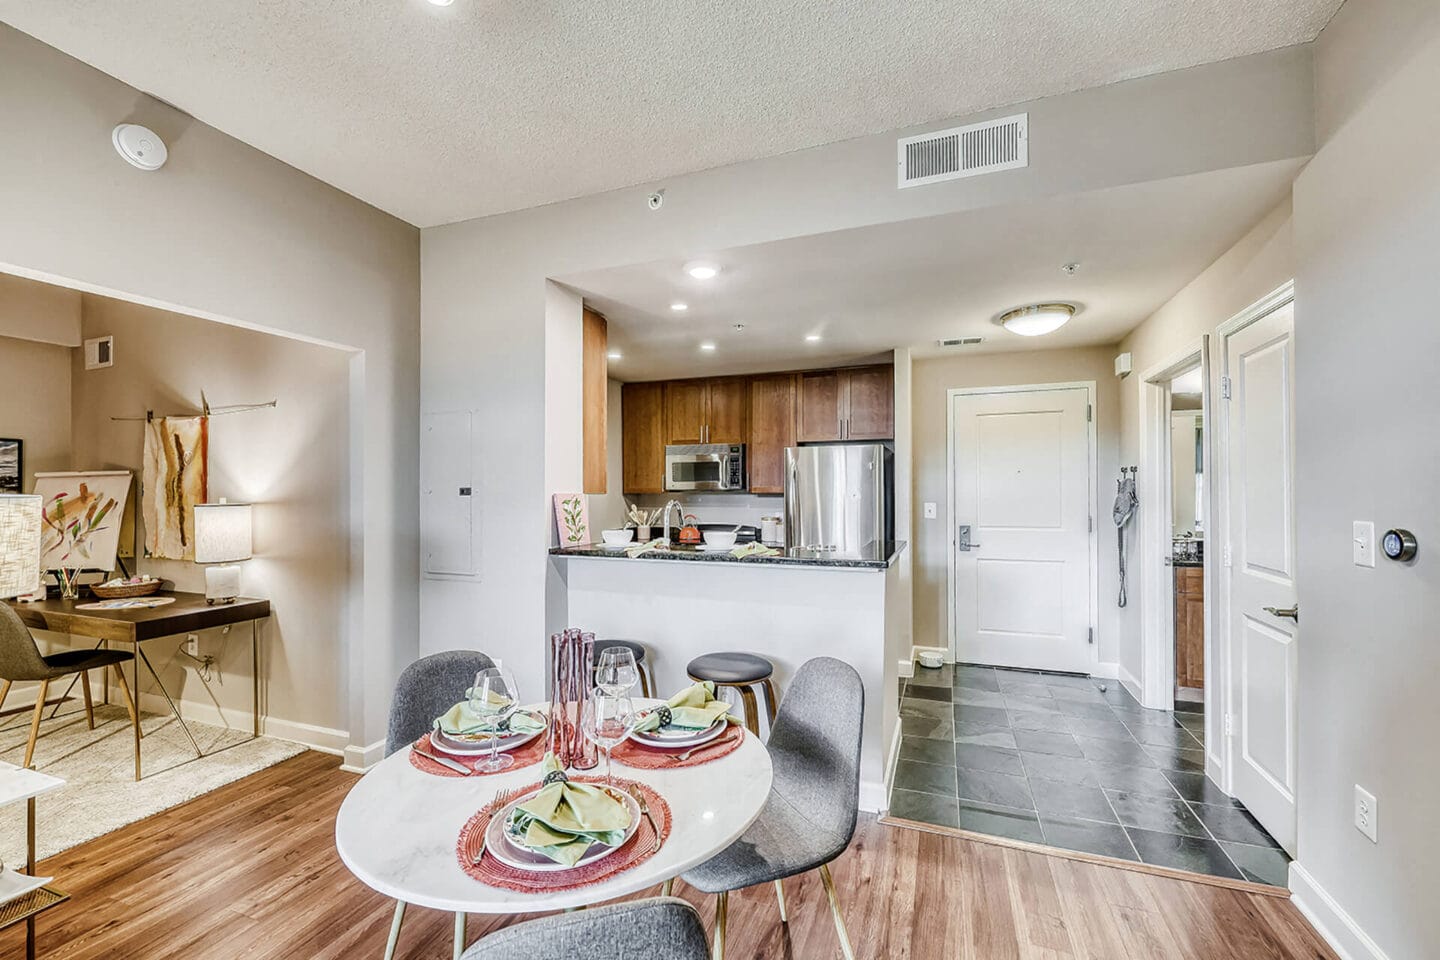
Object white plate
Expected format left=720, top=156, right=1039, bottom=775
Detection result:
left=431, top=710, right=546, bottom=756
left=485, top=785, right=641, bottom=872
left=628, top=714, right=728, bottom=749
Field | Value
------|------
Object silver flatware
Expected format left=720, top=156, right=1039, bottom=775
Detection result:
left=414, top=746, right=474, bottom=775
left=673, top=729, right=737, bottom=763
left=473, top=786, right=522, bottom=864
left=629, top=786, right=659, bottom=840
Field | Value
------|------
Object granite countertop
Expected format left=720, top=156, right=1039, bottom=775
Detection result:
left=1172, top=558, right=1204, bottom=568
left=549, top=540, right=906, bottom=570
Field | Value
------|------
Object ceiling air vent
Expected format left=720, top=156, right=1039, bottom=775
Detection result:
left=898, top=114, right=1028, bottom=188
left=938, top=337, right=985, bottom=347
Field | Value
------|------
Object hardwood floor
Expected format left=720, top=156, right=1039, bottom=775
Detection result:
left=5, top=751, right=1337, bottom=959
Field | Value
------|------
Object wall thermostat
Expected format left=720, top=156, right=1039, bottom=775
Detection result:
left=1382, top=528, right=1417, bottom=562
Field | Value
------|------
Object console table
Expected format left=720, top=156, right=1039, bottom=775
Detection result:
left=0, top=763, right=65, bottom=960
left=5, top=593, right=271, bottom=780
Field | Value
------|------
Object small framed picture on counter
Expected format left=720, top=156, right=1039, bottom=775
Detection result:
left=0, top=438, right=21, bottom=493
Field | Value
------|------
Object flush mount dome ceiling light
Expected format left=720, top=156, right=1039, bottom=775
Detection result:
left=670, top=302, right=688, bottom=312
left=997, top=302, right=1076, bottom=337
left=684, top=261, right=719, bottom=280
left=111, top=123, right=167, bottom=171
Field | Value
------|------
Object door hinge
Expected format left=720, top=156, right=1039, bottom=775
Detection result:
left=1087, top=404, right=1093, bottom=422
left=1088, top=516, right=1094, bottom=532
left=1087, top=627, right=1094, bottom=645
left=1221, top=376, right=1232, bottom=400
left=1224, top=713, right=1234, bottom=736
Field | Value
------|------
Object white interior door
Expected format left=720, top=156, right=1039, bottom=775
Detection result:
left=951, top=387, right=1092, bottom=673
left=1224, top=301, right=1298, bottom=855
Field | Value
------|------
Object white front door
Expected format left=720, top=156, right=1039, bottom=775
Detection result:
left=951, top=386, right=1093, bottom=673
left=1224, top=300, right=1298, bottom=855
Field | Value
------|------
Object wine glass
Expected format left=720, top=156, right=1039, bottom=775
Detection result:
left=595, top=646, right=640, bottom=697
left=470, top=666, right=520, bottom=773
left=582, top=694, right=634, bottom=786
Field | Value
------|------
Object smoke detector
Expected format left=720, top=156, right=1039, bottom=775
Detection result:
left=112, top=124, right=167, bottom=171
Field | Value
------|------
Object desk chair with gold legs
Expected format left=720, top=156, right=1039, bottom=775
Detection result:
left=0, top=604, right=140, bottom=770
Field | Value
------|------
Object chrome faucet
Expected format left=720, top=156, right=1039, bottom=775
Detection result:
left=661, top=500, right=684, bottom=545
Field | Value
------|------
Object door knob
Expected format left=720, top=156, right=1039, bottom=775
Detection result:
left=1263, top=604, right=1299, bottom=622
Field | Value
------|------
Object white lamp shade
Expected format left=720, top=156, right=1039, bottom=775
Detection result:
left=194, top=503, right=253, bottom=564
left=0, top=494, right=42, bottom=599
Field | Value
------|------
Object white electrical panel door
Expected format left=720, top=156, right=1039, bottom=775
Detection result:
left=421, top=410, right=478, bottom=580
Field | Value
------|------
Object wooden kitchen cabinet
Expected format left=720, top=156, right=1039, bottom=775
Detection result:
left=797, top=365, right=893, bottom=442
left=747, top=374, right=797, bottom=494
left=622, top=381, right=666, bottom=494
left=582, top=307, right=608, bottom=494
left=1174, top=566, right=1205, bottom=689
left=664, top=378, right=748, bottom=445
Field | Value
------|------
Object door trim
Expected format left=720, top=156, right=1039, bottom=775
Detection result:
left=945, top=381, right=1099, bottom=672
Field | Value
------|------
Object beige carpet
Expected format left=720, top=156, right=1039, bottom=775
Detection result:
left=0, top=700, right=306, bottom=863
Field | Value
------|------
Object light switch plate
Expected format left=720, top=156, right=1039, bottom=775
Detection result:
left=923, top=502, right=937, bottom=519
left=1353, top=521, right=1375, bottom=567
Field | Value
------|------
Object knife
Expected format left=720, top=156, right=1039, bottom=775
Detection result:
left=414, top=746, right=473, bottom=775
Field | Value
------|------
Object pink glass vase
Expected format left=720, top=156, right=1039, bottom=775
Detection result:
left=546, top=628, right=598, bottom=770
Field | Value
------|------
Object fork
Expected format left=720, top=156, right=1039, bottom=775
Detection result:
left=629, top=786, right=659, bottom=840
left=673, top=728, right=736, bottom=763
left=472, top=786, right=522, bottom=865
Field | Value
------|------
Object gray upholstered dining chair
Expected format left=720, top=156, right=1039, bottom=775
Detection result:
left=460, top=898, right=709, bottom=960
left=0, top=604, right=140, bottom=769
left=383, top=649, right=495, bottom=960
left=680, top=656, right=863, bottom=960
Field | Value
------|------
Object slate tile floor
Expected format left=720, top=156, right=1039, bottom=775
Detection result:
left=890, top=663, right=1291, bottom=886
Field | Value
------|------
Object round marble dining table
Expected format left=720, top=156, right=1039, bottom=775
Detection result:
left=334, top=708, right=773, bottom=914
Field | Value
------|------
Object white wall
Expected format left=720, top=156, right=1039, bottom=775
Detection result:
left=0, top=24, right=421, bottom=760
left=1289, top=1, right=1440, bottom=956
left=910, top=346, right=1123, bottom=669
left=421, top=49, right=1316, bottom=689
left=65, top=294, right=352, bottom=750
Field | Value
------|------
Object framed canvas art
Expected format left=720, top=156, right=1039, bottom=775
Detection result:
left=552, top=493, right=591, bottom=547
left=34, top=471, right=133, bottom=572
left=0, top=438, right=20, bottom=493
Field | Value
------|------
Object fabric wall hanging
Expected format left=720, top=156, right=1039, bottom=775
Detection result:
left=142, top=416, right=209, bottom=560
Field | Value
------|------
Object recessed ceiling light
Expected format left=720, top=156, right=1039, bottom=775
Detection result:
left=805, top=334, right=822, bottom=342
left=426, top=0, right=455, bottom=6
left=997, top=302, right=1076, bottom=337
left=684, top=261, right=719, bottom=281
left=670, top=302, right=688, bottom=312
left=607, top=351, right=622, bottom=361
left=699, top=342, right=716, bottom=352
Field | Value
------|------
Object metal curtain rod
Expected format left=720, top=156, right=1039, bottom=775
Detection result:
left=109, top=398, right=278, bottom=422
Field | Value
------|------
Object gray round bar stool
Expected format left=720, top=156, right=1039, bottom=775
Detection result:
left=591, top=639, right=654, bottom=698
left=685, top=652, right=777, bottom=736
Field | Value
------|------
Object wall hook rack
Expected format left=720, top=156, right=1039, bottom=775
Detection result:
left=109, top=398, right=277, bottom=422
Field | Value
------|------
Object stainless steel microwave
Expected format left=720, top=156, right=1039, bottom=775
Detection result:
left=664, top=444, right=746, bottom=492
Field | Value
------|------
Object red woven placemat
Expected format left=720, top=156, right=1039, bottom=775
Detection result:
left=408, top=732, right=547, bottom=778
left=611, top=723, right=745, bottom=769
left=455, top=776, right=672, bottom=893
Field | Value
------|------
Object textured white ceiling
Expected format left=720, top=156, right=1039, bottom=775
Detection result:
left=4, top=0, right=1339, bottom=226
left=561, top=159, right=1302, bottom=381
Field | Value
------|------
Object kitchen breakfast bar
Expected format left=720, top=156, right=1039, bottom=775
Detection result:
left=548, top=541, right=908, bottom=811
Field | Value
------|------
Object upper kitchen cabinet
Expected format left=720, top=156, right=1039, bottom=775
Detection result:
left=797, top=365, right=893, bottom=442
left=747, top=374, right=797, bottom=494
left=622, top=381, right=666, bottom=494
left=582, top=307, right=608, bottom=494
left=664, top=377, right=748, bottom=445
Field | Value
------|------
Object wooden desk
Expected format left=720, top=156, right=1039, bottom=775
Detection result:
left=6, top=593, right=270, bottom=780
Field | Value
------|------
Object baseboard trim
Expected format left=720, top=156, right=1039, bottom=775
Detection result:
left=1117, top=664, right=1144, bottom=703
left=341, top=738, right=387, bottom=774
left=133, top=691, right=351, bottom=755
left=879, top=814, right=1289, bottom=898
left=858, top=779, right=887, bottom=814
left=1289, top=862, right=1391, bottom=960
left=1091, top=661, right=1119, bottom=680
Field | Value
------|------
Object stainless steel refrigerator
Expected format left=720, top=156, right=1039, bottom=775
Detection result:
left=783, top=443, right=893, bottom=555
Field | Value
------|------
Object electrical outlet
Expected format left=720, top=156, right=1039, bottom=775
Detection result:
left=923, top=502, right=937, bottom=519
left=1353, top=521, right=1376, bottom=567
left=185, top=634, right=199, bottom=657
left=1354, top=785, right=1378, bottom=842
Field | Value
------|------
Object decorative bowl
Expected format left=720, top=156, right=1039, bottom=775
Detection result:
left=91, top=579, right=164, bottom=599
left=702, top=530, right=738, bottom=549
left=600, top=529, right=634, bottom=546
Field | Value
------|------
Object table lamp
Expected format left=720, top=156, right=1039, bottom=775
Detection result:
left=194, top=500, right=252, bottom=605
left=0, top=494, right=42, bottom=601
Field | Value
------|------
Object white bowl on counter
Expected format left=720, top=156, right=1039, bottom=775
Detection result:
left=600, top=529, right=634, bottom=547
left=702, top=530, right=738, bottom=550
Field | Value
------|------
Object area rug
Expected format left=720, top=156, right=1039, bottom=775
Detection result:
left=0, top=701, right=306, bottom=863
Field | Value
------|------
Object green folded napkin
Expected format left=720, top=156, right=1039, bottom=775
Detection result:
left=633, top=680, right=734, bottom=732
left=624, top=537, right=668, bottom=558
left=505, top=754, right=632, bottom=865
left=434, top=696, right=546, bottom=738
left=730, top=542, right=781, bottom=558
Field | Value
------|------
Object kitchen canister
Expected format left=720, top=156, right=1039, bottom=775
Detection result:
left=761, top=515, right=784, bottom=546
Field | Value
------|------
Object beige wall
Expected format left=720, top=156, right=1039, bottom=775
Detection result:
left=1290, top=0, right=1440, bottom=955
left=910, top=346, right=1122, bottom=668
left=0, top=25, right=420, bottom=758
left=64, top=294, right=352, bottom=745
left=0, top=335, right=72, bottom=487
left=0, top=272, right=80, bottom=347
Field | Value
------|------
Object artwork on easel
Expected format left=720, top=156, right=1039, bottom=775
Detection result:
left=142, top=416, right=209, bottom=560
left=552, top=493, right=591, bottom=546
left=0, top=438, right=20, bottom=493
left=34, top=471, right=133, bottom=572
